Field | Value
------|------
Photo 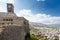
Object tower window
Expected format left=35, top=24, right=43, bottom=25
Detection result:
left=3, top=19, right=13, bottom=21
left=3, top=19, right=5, bottom=21
left=24, top=21, right=26, bottom=25
left=8, top=10, right=11, bottom=12
left=6, top=19, right=8, bottom=21
left=11, top=19, right=13, bottom=21
left=2, top=23, right=4, bottom=25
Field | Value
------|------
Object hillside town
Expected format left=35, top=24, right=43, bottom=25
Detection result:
left=30, top=26, right=60, bottom=40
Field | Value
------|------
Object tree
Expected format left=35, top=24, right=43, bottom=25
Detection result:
left=53, top=35, right=59, bottom=40
left=30, top=34, right=38, bottom=40
left=44, top=36, right=48, bottom=40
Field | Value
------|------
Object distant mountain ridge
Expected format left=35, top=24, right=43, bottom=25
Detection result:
left=29, top=22, right=60, bottom=27
left=48, top=24, right=60, bottom=27
left=29, top=22, right=48, bottom=27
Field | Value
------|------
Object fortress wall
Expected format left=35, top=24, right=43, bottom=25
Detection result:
left=0, top=26, right=26, bottom=40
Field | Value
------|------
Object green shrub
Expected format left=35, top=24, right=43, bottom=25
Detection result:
left=30, top=34, right=38, bottom=40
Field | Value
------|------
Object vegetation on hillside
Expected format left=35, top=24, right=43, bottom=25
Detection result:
left=30, top=34, right=59, bottom=40
left=30, top=34, right=48, bottom=40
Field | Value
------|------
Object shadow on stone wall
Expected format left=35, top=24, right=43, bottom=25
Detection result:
left=25, top=32, right=30, bottom=40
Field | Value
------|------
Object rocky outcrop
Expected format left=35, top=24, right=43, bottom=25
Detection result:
left=0, top=26, right=30, bottom=40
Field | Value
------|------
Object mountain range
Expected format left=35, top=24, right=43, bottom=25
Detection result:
left=29, top=22, right=60, bottom=27
left=29, top=22, right=48, bottom=27
left=29, top=22, right=60, bottom=35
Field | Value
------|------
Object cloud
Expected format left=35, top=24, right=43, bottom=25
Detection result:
left=16, top=9, right=60, bottom=24
left=0, top=0, right=14, bottom=4
left=0, top=5, right=6, bottom=12
left=0, top=0, right=15, bottom=12
left=36, top=0, right=45, bottom=2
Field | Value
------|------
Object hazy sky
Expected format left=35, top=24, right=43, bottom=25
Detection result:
left=0, top=0, right=60, bottom=25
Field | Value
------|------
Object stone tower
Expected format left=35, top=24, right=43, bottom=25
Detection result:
left=7, top=3, right=14, bottom=13
left=0, top=3, right=30, bottom=40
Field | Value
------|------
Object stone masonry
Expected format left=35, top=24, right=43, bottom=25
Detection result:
left=0, top=3, right=30, bottom=40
